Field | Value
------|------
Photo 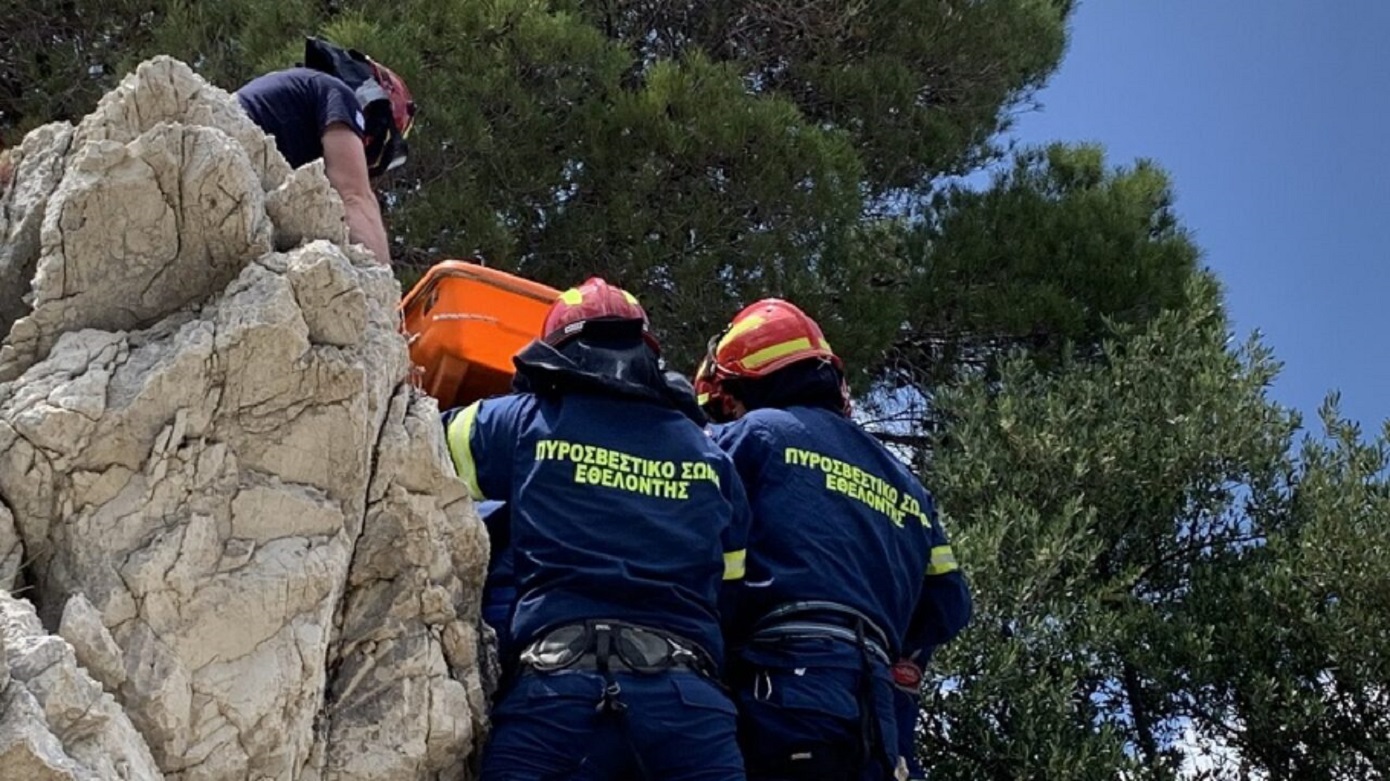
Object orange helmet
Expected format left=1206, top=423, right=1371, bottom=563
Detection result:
left=696, top=298, right=847, bottom=419
left=542, top=277, right=660, bottom=353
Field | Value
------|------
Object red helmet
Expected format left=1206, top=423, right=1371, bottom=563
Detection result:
left=696, top=298, right=848, bottom=419
left=542, top=277, right=660, bottom=353
left=303, top=37, right=417, bottom=176
left=368, top=59, right=416, bottom=140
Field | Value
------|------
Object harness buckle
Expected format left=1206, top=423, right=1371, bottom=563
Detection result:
left=596, top=681, right=626, bottom=714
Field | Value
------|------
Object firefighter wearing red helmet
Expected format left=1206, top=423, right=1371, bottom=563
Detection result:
left=697, top=298, right=972, bottom=781
left=443, top=277, right=752, bottom=780
left=235, top=37, right=417, bottom=264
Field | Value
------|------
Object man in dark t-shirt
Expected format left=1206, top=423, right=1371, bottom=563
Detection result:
left=238, top=68, right=367, bottom=169
left=236, top=41, right=415, bottom=265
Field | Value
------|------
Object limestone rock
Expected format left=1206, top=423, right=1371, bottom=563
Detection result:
left=0, top=592, right=163, bottom=781
left=71, top=57, right=292, bottom=192
left=0, top=123, right=74, bottom=340
left=267, top=160, right=350, bottom=253
left=0, top=502, right=19, bottom=591
left=319, top=390, right=489, bottom=780
left=0, top=120, right=273, bottom=382
left=58, top=594, right=127, bottom=693
left=0, top=56, right=490, bottom=780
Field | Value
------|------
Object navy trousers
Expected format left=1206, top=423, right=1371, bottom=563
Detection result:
left=893, top=685, right=927, bottom=780
left=730, top=637, right=898, bottom=781
left=480, top=669, right=746, bottom=780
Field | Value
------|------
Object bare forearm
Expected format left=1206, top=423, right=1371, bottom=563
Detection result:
left=342, top=193, right=391, bottom=264
left=321, top=124, right=392, bottom=265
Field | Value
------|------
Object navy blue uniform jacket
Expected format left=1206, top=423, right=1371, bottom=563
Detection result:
left=713, top=406, right=970, bottom=658
left=445, top=342, right=751, bottom=665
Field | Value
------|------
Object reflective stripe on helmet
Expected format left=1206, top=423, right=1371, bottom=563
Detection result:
left=716, top=314, right=765, bottom=352
left=542, top=277, right=659, bottom=353
left=740, top=337, right=815, bottom=370
left=701, top=297, right=850, bottom=417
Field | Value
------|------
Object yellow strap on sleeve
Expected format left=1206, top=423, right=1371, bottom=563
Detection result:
left=927, top=545, right=958, bottom=576
left=446, top=402, right=485, bottom=499
left=723, top=549, right=747, bottom=581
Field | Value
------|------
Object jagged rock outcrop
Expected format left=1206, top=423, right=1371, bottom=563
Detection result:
left=0, top=57, right=489, bottom=780
left=1, top=593, right=163, bottom=780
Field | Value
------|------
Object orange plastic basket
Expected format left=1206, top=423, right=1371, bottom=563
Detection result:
left=400, top=260, right=559, bottom=410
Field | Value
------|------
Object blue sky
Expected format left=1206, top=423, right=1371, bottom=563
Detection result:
left=1005, top=1, right=1389, bottom=435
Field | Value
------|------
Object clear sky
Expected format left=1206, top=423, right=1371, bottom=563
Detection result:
left=1004, top=1, right=1389, bottom=435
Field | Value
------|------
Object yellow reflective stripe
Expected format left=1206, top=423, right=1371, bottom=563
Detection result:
left=697, top=392, right=710, bottom=405
left=446, top=402, right=485, bottom=499
left=741, top=337, right=813, bottom=370
left=927, top=545, right=958, bottom=576
left=622, top=290, right=639, bottom=305
left=717, top=315, right=766, bottom=351
left=559, top=288, right=584, bottom=305
left=723, top=549, right=746, bottom=581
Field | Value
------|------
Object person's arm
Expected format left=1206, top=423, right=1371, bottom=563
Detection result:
left=717, top=461, right=751, bottom=628
left=711, top=419, right=779, bottom=639
left=904, top=496, right=972, bottom=655
left=322, top=124, right=391, bottom=264
left=442, top=399, right=519, bottom=502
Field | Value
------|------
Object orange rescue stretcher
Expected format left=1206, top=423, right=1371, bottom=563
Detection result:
left=399, top=260, right=559, bottom=410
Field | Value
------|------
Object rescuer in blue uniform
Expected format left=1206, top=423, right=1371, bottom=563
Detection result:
left=444, top=277, right=751, bottom=781
left=694, top=299, right=972, bottom=781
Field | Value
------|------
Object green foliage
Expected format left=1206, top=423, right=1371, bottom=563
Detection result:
left=926, top=276, right=1389, bottom=778
left=1175, top=403, right=1390, bottom=779
left=888, top=144, right=1199, bottom=389
left=567, top=0, right=1072, bottom=190
left=1, top=0, right=1088, bottom=378
left=0, top=0, right=155, bottom=136
left=924, top=276, right=1291, bottom=778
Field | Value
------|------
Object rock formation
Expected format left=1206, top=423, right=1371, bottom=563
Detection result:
left=0, top=57, right=489, bottom=780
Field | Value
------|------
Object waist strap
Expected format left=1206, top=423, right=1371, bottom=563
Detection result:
left=518, top=620, right=716, bottom=678
left=751, top=621, right=891, bottom=666
left=751, top=600, right=893, bottom=665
